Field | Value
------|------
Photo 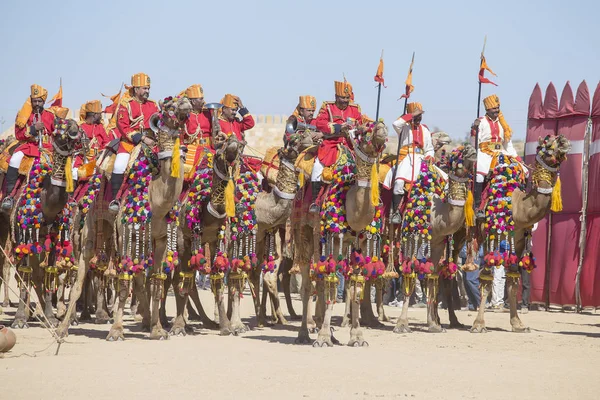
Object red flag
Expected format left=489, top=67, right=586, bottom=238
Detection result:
left=478, top=55, right=497, bottom=86
left=102, top=88, right=123, bottom=114
left=374, top=57, right=386, bottom=87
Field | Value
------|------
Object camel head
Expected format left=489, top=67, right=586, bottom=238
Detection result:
left=432, top=131, right=452, bottom=152
left=536, top=134, right=571, bottom=169
left=354, top=122, right=388, bottom=158
left=53, top=118, right=84, bottom=155
left=157, top=95, right=192, bottom=132
left=447, top=144, right=477, bottom=179
left=216, top=134, right=244, bottom=165
left=280, top=130, right=313, bottom=162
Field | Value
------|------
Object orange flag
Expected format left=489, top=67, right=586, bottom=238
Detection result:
left=49, top=80, right=63, bottom=107
left=399, top=52, right=415, bottom=99
left=374, top=55, right=386, bottom=87
left=479, top=55, right=497, bottom=86
left=102, top=87, right=123, bottom=114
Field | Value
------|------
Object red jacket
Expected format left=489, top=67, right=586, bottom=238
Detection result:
left=218, top=108, right=255, bottom=142
left=14, top=110, right=55, bottom=158
left=74, top=123, right=112, bottom=167
left=185, top=110, right=214, bottom=148
left=116, top=98, right=159, bottom=153
left=314, top=102, right=363, bottom=167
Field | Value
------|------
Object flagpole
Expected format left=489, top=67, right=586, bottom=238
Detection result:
left=374, top=50, right=384, bottom=122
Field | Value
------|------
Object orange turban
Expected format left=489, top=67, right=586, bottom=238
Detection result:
left=185, top=84, right=204, bottom=99
left=50, top=107, right=70, bottom=119
left=131, top=72, right=151, bottom=87
left=334, top=81, right=353, bottom=98
left=406, top=102, right=423, bottom=114
left=79, top=100, right=103, bottom=122
left=292, top=95, right=317, bottom=117
left=483, top=94, right=500, bottom=110
left=30, top=84, right=48, bottom=101
left=221, top=94, right=238, bottom=108
left=16, top=84, right=49, bottom=128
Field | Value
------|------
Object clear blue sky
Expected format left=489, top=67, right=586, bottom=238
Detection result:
left=1, top=0, right=598, bottom=140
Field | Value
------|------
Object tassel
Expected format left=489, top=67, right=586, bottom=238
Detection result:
left=78, top=160, right=96, bottom=180
left=171, top=137, right=181, bottom=178
left=298, top=171, right=305, bottom=188
left=65, top=156, right=74, bottom=193
left=551, top=176, right=562, bottom=212
left=465, top=190, right=475, bottom=227
left=370, top=162, right=379, bottom=206
left=225, top=178, right=235, bottom=217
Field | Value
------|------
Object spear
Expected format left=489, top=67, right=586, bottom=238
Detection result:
left=374, top=49, right=385, bottom=122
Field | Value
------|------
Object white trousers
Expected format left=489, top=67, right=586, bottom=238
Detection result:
left=8, top=151, right=25, bottom=168
left=113, top=153, right=130, bottom=174
left=491, top=266, right=506, bottom=306
left=310, top=158, right=324, bottom=182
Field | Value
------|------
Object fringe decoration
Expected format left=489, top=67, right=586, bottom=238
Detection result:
left=370, top=162, right=379, bottom=206
left=551, top=175, right=562, bottom=212
left=65, top=156, right=74, bottom=193
left=225, top=178, right=235, bottom=217
left=465, top=190, right=475, bottom=227
left=171, top=137, right=181, bottom=178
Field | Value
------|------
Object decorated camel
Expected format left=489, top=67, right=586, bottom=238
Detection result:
left=169, top=134, right=246, bottom=336
left=56, top=96, right=192, bottom=340
left=469, top=134, right=570, bottom=333
left=294, top=122, right=388, bottom=347
left=9, top=119, right=85, bottom=328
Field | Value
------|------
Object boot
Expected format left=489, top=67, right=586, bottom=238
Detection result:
left=309, top=181, right=323, bottom=213
left=108, top=173, right=125, bottom=213
left=1, top=166, right=19, bottom=210
left=390, top=193, right=403, bottom=224
left=474, top=181, right=484, bottom=219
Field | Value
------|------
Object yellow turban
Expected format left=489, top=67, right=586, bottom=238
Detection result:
left=292, top=95, right=317, bottom=117
left=221, top=94, right=238, bottom=108
left=483, top=94, right=500, bottom=110
left=50, top=106, right=70, bottom=119
left=334, top=80, right=353, bottom=98
left=30, top=84, right=48, bottom=101
left=406, top=102, right=423, bottom=114
left=131, top=72, right=151, bottom=87
left=185, top=84, right=204, bottom=99
left=79, top=100, right=103, bottom=122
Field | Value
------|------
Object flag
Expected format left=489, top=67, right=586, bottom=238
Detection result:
left=102, top=87, right=123, bottom=114
left=399, top=54, right=414, bottom=99
left=478, top=55, right=497, bottom=86
left=49, top=80, right=63, bottom=107
left=374, top=56, right=386, bottom=87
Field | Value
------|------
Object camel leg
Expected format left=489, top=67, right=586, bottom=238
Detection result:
left=213, top=274, right=232, bottom=335
left=393, top=276, right=415, bottom=334
left=314, top=281, right=325, bottom=329
left=267, top=276, right=288, bottom=325
left=341, top=284, right=351, bottom=327
left=426, top=276, right=445, bottom=333
left=132, top=273, right=151, bottom=331
left=55, top=271, right=67, bottom=320
left=106, top=277, right=130, bottom=341
left=280, top=257, right=299, bottom=320
left=376, top=279, right=390, bottom=322
left=2, top=261, right=10, bottom=308
left=360, top=280, right=384, bottom=329
left=11, top=272, right=31, bottom=329
left=159, top=272, right=171, bottom=329
left=130, top=292, right=138, bottom=318
left=187, top=282, right=218, bottom=329
left=56, top=252, right=88, bottom=337
left=508, top=275, right=530, bottom=333
left=79, top=271, right=93, bottom=321
left=258, top=273, right=270, bottom=327
left=170, top=270, right=190, bottom=336
left=95, top=274, right=110, bottom=324
left=471, top=275, right=492, bottom=333
left=148, top=272, right=169, bottom=340
left=443, top=278, right=463, bottom=329
left=313, top=280, right=336, bottom=347
left=348, top=279, right=368, bottom=347
left=295, top=261, right=313, bottom=344
left=229, top=274, right=248, bottom=335
left=35, top=264, right=59, bottom=327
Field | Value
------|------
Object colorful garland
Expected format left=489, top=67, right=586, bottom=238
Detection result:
left=163, top=203, right=180, bottom=274
left=80, top=173, right=102, bottom=218
left=482, top=154, right=526, bottom=270
left=14, top=158, right=51, bottom=262
left=185, top=152, right=214, bottom=230
left=230, top=170, right=259, bottom=274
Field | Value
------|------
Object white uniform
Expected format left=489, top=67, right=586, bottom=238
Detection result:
left=475, top=116, right=519, bottom=183
left=383, top=116, right=439, bottom=194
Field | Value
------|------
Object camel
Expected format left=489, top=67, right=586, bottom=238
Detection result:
left=470, top=134, right=570, bottom=333
left=239, top=132, right=313, bottom=328
left=390, top=144, right=478, bottom=334
left=169, top=135, right=245, bottom=336
left=8, top=119, right=85, bottom=329
left=294, top=123, right=388, bottom=347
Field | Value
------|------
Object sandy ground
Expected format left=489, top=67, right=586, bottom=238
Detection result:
left=1, top=282, right=599, bottom=400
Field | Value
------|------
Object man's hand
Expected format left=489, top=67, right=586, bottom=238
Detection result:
left=340, top=123, right=352, bottom=134
left=34, top=121, right=45, bottom=132
left=142, top=136, right=156, bottom=147
left=472, top=118, right=481, bottom=128
left=234, top=96, right=244, bottom=109
left=311, top=131, right=323, bottom=142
